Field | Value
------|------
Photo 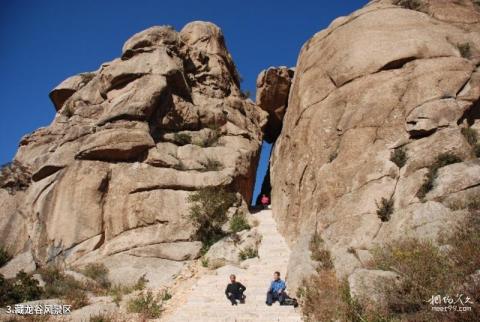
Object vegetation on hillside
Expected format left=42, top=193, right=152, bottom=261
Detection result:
left=298, top=197, right=480, bottom=321
left=390, top=147, right=407, bottom=168
left=127, top=291, right=163, bottom=319
left=0, top=263, right=149, bottom=313
left=417, top=153, right=462, bottom=199
left=188, top=187, right=237, bottom=251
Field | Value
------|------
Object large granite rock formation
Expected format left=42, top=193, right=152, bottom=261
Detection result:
left=0, top=21, right=267, bottom=287
left=256, top=67, right=294, bottom=143
left=268, top=0, right=480, bottom=291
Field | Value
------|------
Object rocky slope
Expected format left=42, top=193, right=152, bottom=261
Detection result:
left=0, top=21, right=267, bottom=287
left=269, top=0, right=480, bottom=292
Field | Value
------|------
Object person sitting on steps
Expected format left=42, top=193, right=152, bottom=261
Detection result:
left=225, top=274, right=246, bottom=305
left=266, top=271, right=286, bottom=305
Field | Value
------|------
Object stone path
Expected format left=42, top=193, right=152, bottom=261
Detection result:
left=162, top=210, right=303, bottom=322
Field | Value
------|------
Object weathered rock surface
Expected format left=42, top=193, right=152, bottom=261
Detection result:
left=268, top=0, right=480, bottom=293
left=256, top=67, right=294, bottom=143
left=204, top=228, right=261, bottom=266
left=0, top=251, right=36, bottom=279
left=0, top=21, right=267, bottom=287
left=348, top=269, right=400, bottom=309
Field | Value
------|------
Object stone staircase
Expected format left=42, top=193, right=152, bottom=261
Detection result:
left=162, top=210, right=303, bottom=322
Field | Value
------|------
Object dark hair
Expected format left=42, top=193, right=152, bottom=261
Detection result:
left=274, top=271, right=280, bottom=276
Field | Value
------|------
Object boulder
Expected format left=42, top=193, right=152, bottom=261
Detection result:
left=256, top=67, right=294, bottom=142
left=348, top=269, right=400, bottom=309
left=205, top=229, right=261, bottom=266
left=0, top=251, right=36, bottom=279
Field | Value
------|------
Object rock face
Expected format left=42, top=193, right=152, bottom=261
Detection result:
left=269, top=0, right=480, bottom=291
left=0, top=22, right=267, bottom=286
left=256, top=67, right=294, bottom=143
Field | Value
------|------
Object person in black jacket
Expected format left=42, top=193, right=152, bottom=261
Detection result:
left=225, top=274, right=246, bottom=305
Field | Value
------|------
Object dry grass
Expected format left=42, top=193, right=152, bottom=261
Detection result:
left=127, top=291, right=163, bottom=319
left=417, top=153, right=462, bottom=199
left=377, top=197, right=394, bottom=222
left=81, top=263, right=110, bottom=289
left=393, top=0, right=422, bottom=10
left=238, top=246, right=258, bottom=261
left=309, top=232, right=334, bottom=270
left=365, top=211, right=480, bottom=321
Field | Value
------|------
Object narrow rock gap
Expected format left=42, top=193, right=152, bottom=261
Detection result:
left=251, top=141, right=273, bottom=206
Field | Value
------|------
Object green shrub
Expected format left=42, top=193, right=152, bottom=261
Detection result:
left=417, top=153, right=462, bottom=199
left=229, top=211, right=250, bottom=233
left=0, top=246, right=12, bottom=267
left=393, top=0, right=422, bottom=10
left=376, top=197, right=394, bottom=222
left=108, top=275, right=148, bottom=306
left=309, top=231, right=334, bottom=270
left=200, top=158, right=223, bottom=172
left=461, top=127, right=478, bottom=146
left=0, top=271, right=43, bottom=306
left=201, top=257, right=209, bottom=268
left=173, top=132, right=192, bottom=145
left=238, top=246, right=258, bottom=261
left=188, top=187, right=237, bottom=250
left=127, top=291, right=163, bottom=319
left=162, top=290, right=172, bottom=301
left=390, top=147, right=407, bottom=168
left=82, top=263, right=110, bottom=289
left=458, top=42, right=472, bottom=59
left=39, top=266, right=83, bottom=299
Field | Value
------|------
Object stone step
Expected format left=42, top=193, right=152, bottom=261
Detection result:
left=162, top=210, right=303, bottom=322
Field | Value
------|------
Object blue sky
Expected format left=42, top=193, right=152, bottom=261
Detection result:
left=0, top=0, right=367, bottom=202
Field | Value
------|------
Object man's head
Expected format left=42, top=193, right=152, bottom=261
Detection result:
left=230, top=274, right=236, bottom=283
left=273, top=271, right=280, bottom=280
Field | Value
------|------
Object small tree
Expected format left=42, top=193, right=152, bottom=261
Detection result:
left=376, top=197, right=394, bottom=222
left=188, top=187, right=237, bottom=250
left=390, top=147, right=407, bottom=168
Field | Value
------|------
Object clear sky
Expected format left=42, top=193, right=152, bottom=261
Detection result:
left=0, top=0, right=367, bottom=202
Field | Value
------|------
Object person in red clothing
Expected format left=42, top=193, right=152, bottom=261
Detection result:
left=261, top=194, right=270, bottom=209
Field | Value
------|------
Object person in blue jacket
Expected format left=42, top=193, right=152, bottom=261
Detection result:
left=266, top=271, right=286, bottom=305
